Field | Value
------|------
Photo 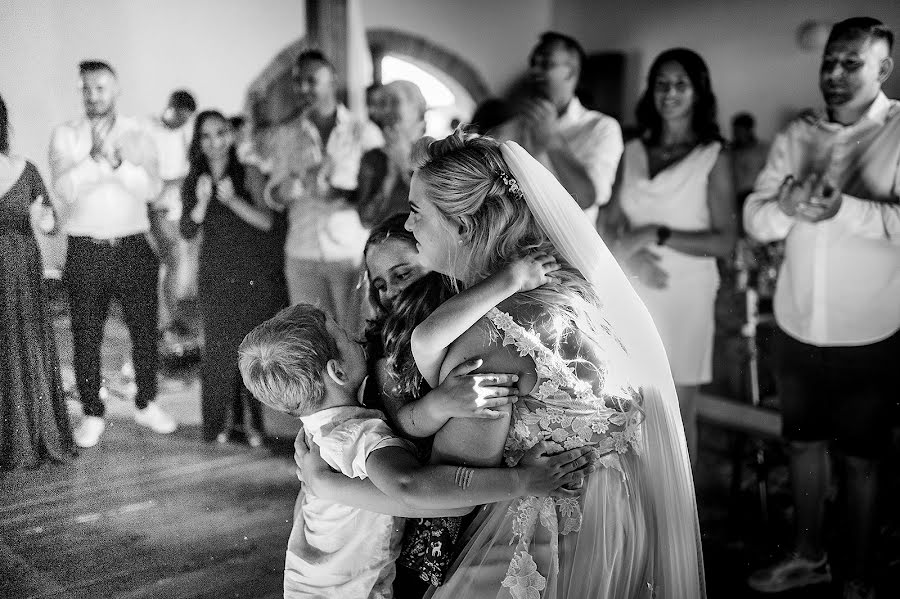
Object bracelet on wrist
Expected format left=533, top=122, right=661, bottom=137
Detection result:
left=656, top=226, right=671, bottom=246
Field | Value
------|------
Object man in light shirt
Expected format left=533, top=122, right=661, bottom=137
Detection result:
left=146, top=89, right=196, bottom=338
left=50, top=61, right=177, bottom=449
left=494, top=32, right=624, bottom=223
left=263, top=50, right=382, bottom=336
left=744, top=19, right=898, bottom=599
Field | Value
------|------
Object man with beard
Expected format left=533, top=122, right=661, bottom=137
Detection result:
left=263, top=50, right=381, bottom=336
left=744, top=18, right=898, bottom=599
left=50, top=61, right=177, bottom=448
left=493, top=32, right=623, bottom=223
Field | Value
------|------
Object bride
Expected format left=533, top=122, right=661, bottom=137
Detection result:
left=404, top=132, right=705, bottom=598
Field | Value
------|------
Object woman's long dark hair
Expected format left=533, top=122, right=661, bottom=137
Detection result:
left=362, top=213, right=419, bottom=368
left=0, top=93, right=9, bottom=154
left=186, top=110, right=249, bottom=199
left=381, top=271, right=456, bottom=399
left=635, top=48, right=722, bottom=145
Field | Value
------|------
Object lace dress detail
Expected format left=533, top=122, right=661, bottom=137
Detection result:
left=487, top=307, right=644, bottom=597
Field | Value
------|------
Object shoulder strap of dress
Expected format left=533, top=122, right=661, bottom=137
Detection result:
left=0, top=154, right=27, bottom=199
left=693, top=141, right=723, bottom=175
left=486, top=308, right=583, bottom=391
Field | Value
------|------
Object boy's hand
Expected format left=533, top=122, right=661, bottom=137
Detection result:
left=516, top=442, right=596, bottom=498
left=433, top=358, right=519, bottom=420
left=504, top=252, right=560, bottom=293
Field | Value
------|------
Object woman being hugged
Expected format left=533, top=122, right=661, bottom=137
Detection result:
left=597, top=48, right=737, bottom=463
left=404, top=131, right=704, bottom=598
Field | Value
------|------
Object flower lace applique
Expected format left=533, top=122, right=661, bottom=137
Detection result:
left=486, top=307, right=644, bottom=592
left=556, top=497, right=582, bottom=535
left=501, top=550, right=547, bottom=599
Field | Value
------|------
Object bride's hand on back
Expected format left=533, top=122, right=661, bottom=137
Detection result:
left=516, top=442, right=596, bottom=498
left=431, top=358, right=519, bottom=420
left=503, top=252, right=560, bottom=293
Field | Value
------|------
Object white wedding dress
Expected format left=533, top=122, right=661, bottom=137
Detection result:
left=427, top=141, right=705, bottom=599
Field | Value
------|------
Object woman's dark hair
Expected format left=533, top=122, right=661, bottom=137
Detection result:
left=635, top=48, right=722, bottom=145
left=382, top=271, right=456, bottom=399
left=362, top=213, right=419, bottom=368
left=186, top=110, right=249, bottom=199
left=0, top=93, right=9, bottom=154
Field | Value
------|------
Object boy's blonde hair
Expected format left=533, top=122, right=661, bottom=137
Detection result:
left=238, top=304, right=340, bottom=416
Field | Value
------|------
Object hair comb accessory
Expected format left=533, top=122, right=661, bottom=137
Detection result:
left=497, top=168, right=526, bottom=201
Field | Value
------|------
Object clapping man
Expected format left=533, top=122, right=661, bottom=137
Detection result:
left=50, top=61, right=177, bottom=448
left=745, top=19, right=899, bottom=599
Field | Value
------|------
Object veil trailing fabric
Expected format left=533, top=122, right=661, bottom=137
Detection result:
left=499, top=140, right=706, bottom=598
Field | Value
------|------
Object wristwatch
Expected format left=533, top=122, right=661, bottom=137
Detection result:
left=656, top=225, right=671, bottom=246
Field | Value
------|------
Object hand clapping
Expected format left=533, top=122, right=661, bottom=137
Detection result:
left=216, top=177, right=237, bottom=205
left=196, top=174, right=214, bottom=204
left=520, top=98, right=558, bottom=152
left=777, top=173, right=842, bottom=222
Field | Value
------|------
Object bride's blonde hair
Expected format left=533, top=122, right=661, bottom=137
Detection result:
left=413, top=131, right=615, bottom=357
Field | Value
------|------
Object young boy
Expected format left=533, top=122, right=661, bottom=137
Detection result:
left=238, top=303, right=593, bottom=598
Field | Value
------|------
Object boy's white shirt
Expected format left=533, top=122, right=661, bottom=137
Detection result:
left=285, top=384, right=414, bottom=599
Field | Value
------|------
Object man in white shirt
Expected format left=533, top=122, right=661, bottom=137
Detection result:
left=146, top=89, right=196, bottom=338
left=263, top=50, right=382, bottom=336
left=494, top=32, right=624, bottom=223
left=744, top=19, right=898, bottom=598
left=50, top=61, right=177, bottom=449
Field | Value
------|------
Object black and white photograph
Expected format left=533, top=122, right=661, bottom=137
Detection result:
left=1, top=1, right=898, bottom=598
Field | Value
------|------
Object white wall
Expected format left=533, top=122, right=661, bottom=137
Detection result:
left=1, top=0, right=304, bottom=268
left=552, top=0, right=900, bottom=139
left=0, top=0, right=304, bottom=177
left=362, top=0, right=553, bottom=94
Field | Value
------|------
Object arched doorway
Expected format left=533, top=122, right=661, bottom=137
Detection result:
left=245, top=28, right=489, bottom=133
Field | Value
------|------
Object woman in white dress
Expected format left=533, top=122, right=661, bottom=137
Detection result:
left=404, top=131, right=704, bottom=598
left=597, top=48, right=737, bottom=463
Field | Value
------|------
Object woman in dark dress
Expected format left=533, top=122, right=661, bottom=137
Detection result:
left=0, top=93, right=74, bottom=469
left=180, top=110, right=278, bottom=445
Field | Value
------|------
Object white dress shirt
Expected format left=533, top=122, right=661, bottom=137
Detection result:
left=492, top=97, right=623, bottom=223
left=146, top=116, right=192, bottom=220
left=556, top=97, right=623, bottom=218
left=743, top=92, right=900, bottom=346
left=49, top=114, right=160, bottom=239
left=286, top=405, right=412, bottom=599
left=264, top=105, right=383, bottom=262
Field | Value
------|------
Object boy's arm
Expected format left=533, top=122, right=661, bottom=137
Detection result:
left=295, top=428, right=470, bottom=517
left=365, top=443, right=594, bottom=511
left=306, top=476, right=472, bottom=518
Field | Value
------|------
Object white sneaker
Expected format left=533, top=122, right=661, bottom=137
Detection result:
left=74, top=416, right=106, bottom=448
left=134, top=403, right=177, bottom=434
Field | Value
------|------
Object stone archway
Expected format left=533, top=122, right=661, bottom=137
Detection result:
left=366, top=28, right=489, bottom=104
left=243, top=29, right=490, bottom=130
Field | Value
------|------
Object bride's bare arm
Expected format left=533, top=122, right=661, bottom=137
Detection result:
left=429, top=317, right=536, bottom=467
